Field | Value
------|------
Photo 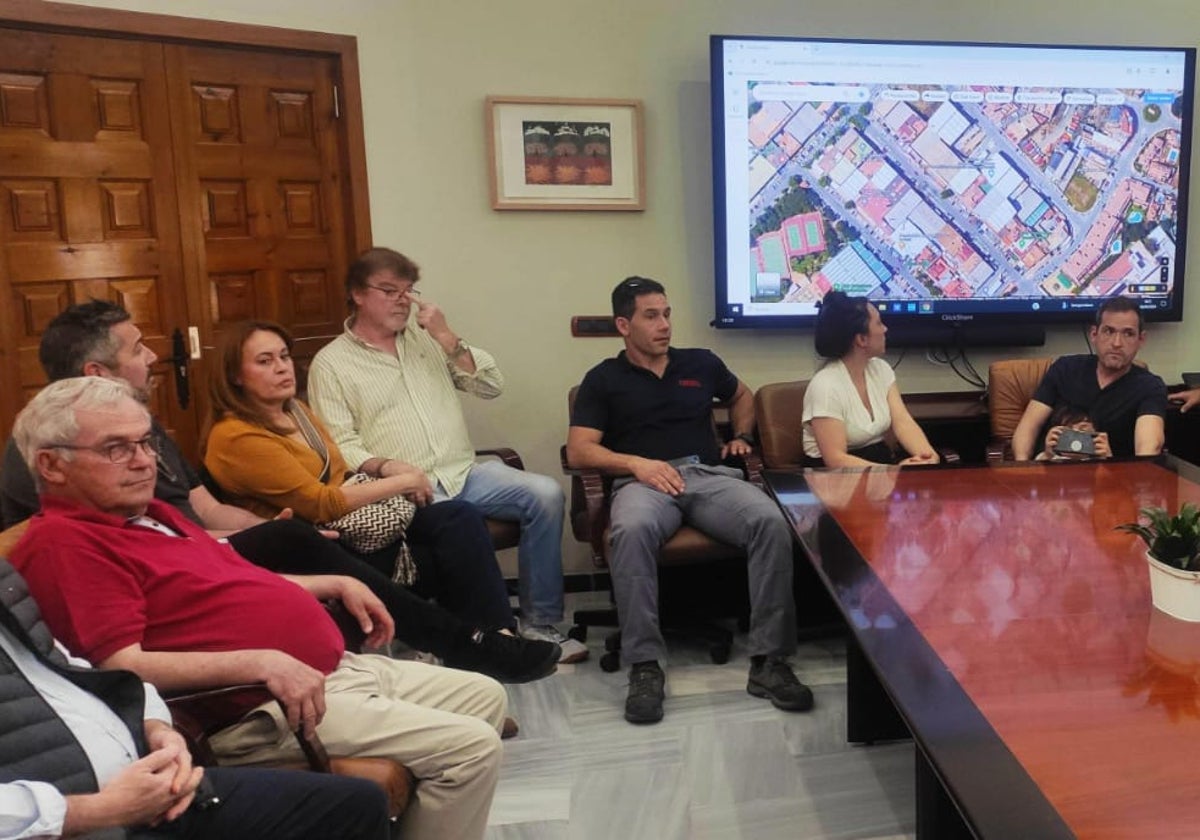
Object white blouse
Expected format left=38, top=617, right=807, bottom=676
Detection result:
left=802, top=358, right=896, bottom=459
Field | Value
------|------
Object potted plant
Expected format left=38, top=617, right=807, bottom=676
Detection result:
left=1116, top=503, right=1200, bottom=622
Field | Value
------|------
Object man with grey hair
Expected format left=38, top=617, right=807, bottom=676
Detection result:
left=10, top=376, right=508, bottom=840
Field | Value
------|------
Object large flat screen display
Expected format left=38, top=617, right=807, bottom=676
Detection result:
left=711, top=36, right=1196, bottom=332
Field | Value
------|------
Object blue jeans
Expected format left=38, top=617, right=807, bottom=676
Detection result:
left=436, top=460, right=566, bottom=625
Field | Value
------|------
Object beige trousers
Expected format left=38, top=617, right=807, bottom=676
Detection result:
left=209, top=652, right=508, bottom=840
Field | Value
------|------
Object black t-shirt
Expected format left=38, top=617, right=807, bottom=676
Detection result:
left=0, top=417, right=204, bottom=527
left=571, top=348, right=739, bottom=465
left=1031, top=353, right=1167, bottom=458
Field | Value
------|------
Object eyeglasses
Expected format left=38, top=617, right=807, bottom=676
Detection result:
left=364, top=283, right=418, bottom=302
left=50, top=435, right=159, bottom=464
left=1097, top=325, right=1139, bottom=340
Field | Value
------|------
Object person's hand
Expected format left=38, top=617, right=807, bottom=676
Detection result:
left=1093, top=431, right=1112, bottom=459
left=1169, top=388, right=1200, bottom=413
left=99, top=744, right=200, bottom=827
left=336, top=576, right=395, bottom=649
left=413, top=298, right=452, bottom=342
left=262, top=651, right=327, bottom=738
left=143, top=721, right=203, bottom=822
left=381, top=461, right=434, bottom=506
left=1043, top=425, right=1066, bottom=458
left=631, top=458, right=685, bottom=495
left=721, top=437, right=752, bottom=459
left=899, top=450, right=939, bottom=466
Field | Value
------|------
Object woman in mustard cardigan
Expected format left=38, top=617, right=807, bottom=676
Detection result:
left=204, top=320, right=519, bottom=635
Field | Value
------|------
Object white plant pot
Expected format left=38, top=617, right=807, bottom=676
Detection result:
left=1147, top=552, right=1200, bottom=622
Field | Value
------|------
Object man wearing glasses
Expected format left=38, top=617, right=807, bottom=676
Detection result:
left=307, top=248, right=586, bottom=664
left=1011, top=296, right=1167, bottom=460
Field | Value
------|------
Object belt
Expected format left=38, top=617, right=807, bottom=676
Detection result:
left=667, top=455, right=701, bottom=468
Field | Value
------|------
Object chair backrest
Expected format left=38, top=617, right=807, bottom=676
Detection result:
left=987, top=358, right=1055, bottom=441
left=753, top=380, right=809, bottom=469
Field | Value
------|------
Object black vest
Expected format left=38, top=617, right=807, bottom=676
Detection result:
left=0, top=558, right=149, bottom=794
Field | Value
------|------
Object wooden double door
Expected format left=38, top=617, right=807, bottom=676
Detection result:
left=0, top=21, right=364, bottom=459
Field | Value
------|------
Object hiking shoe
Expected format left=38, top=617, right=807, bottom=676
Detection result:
left=519, top=622, right=589, bottom=664
left=443, top=630, right=559, bottom=684
left=624, top=661, right=665, bottom=724
left=747, top=657, right=814, bottom=712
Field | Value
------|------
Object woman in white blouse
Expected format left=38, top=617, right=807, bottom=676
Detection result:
left=802, top=291, right=939, bottom=468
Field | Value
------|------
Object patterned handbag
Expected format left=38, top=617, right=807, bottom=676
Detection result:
left=320, top=473, right=419, bottom=586
left=288, top=400, right=420, bottom=586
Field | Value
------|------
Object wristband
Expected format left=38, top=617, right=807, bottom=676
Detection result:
left=734, top=432, right=755, bottom=446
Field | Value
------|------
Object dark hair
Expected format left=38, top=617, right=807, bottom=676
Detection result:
left=345, top=247, right=421, bottom=312
left=1050, top=405, right=1091, bottom=428
left=611, top=276, right=666, bottom=320
left=38, top=301, right=131, bottom=382
left=1095, top=296, right=1144, bottom=331
left=208, top=320, right=297, bottom=434
left=813, top=291, right=872, bottom=359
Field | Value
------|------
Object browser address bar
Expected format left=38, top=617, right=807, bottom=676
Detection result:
left=752, top=84, right=869, bottom=103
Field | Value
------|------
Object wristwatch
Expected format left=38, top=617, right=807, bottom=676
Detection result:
left=447, top=338, right=471, bottom=360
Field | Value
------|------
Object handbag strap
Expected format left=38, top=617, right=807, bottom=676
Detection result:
left=288, top=402, right=333, bottom=484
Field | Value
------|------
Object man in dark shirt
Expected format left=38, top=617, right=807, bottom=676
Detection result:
left=1011, top=296, right=1167, bottom=460
left=566, top=276, right=812, bottom=724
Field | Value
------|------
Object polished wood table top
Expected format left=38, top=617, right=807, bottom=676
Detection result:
left=767, top=458, right=1200, bottom=840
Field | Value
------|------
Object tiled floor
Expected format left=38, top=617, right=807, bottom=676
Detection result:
left=487, top=595, right=915, bottom=839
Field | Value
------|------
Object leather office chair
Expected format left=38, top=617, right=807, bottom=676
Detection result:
left=755, top=380, right=810, bottom=469
left=987, top=357, right=1055, bottom=461
left=562, top=387, right=754, bottom=672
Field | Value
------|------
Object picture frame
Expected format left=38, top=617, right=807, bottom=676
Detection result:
left=485, top=95, right=645, bottom=211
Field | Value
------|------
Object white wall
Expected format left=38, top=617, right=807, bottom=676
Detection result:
left=64, top=0, right=1200, bottom=571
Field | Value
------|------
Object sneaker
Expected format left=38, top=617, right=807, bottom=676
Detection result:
left=747, top=656, right=814, bottom=712
left=624, top=661, right=665, bottom=725
left=519, top=622, right=589, bottom=664
left=443, top=630, right=559, bottom=684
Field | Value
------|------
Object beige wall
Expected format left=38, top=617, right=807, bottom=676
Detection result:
left=61, top=0, right=1200, bottom=571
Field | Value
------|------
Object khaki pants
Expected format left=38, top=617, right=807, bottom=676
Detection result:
left=209, top=653, right=507, bottom=840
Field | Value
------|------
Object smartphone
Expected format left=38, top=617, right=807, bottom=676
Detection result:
left=1054, top=428, right=1097, bottom=456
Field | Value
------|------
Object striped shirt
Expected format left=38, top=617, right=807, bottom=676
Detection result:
left=308, top=319, right=503, bottom=496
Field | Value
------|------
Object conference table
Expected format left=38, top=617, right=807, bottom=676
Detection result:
left=765, top=457, right=1200, bottom=839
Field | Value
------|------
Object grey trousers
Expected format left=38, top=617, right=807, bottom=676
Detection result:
left=607, top=464, right=798, bottom=666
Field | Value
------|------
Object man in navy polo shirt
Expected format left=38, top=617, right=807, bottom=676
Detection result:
left=566, top=277, right=812, bottom=724
left=1011, top=296, right=1167, bottom=460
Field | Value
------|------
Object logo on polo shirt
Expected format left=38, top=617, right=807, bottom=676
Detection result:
left=678, top=378, right=702, bottom=388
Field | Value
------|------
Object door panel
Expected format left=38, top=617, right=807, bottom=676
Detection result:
left=0, top=30, right=197, bottom=452
left=165, top=44, right=350, bottom=396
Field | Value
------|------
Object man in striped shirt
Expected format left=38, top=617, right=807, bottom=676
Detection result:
left=308, top=248, right=587, bottom=664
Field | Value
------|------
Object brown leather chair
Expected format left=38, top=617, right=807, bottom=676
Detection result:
left=563, top=387, right=757, bottom=671
left=986, top=358, right=1055, bottom=461
left=167, top=685, right=414, bottom=818
left=754, top=380, right=810, bottom=469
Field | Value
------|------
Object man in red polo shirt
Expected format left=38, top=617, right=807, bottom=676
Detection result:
left=10, top=376, right=507, bottom=840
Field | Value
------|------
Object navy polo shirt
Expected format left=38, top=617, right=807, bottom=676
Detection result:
left=1031, top=353, right=1167, bottom=458
left=571, top=348, right=739, bottom=465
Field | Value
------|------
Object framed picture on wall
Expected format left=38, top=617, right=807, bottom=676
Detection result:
left=485, top=95, right=645, bottom=211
